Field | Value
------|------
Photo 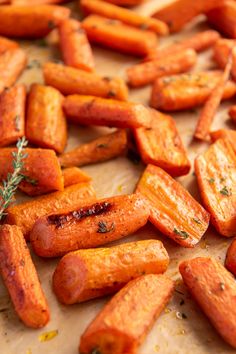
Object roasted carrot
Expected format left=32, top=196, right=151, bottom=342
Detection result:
left=225, top=238, right=236, bottom=276
left=26, top=84, right=67, bottom=154
left=207, top=1, right=236, bottom=39
left=0, top=85, right=26, bottom=147
left=62, top=167, right=91, bottom=187
left=79, top=274, right=174, bottom=354
left=63, top=95, right=150, bottom=128
left=134, top=110, right=190, bottom=177
left=53, top=239, right=169, bottom=304
left=30, top=194, right=149, bottom=257
left=213, top=39, right=235, bottom=69
left=136, top=164, right=210, bottom=247
left=150, top=71, right=236, bottom=111
left=180, top=257, right=236, bottom=348
left=0, top=225, right=50, bottom=328
left=95, top=0, right=145, bottom=6
left=12, top=0, right=69, bottom=4
left=82, top=15, right=158, bottom=57
left=81, top=0, right=169, bottom=36
left=5, top=183, right=96, bottom=239
left=0, top=148, right=63, bottom=196
left=0, top=5, right=70, bottom=38
left=43, top=62, right=128, bottom=100
left=210, top=129, right=236, bottom=152
left=59, top=130, right=127, bottom=168
left=0, top=36, right=19, bottom=55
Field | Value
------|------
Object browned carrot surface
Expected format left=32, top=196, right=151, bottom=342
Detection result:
left=62, top=167, right=91, bottom=187
left=59, top=130, right=127, bottom=168
left=0, top=225, right=50, bottom=328
left=30, top=194, right=149, bottom=257
left=43, top=62, right=128, bottom=100
left=136, top=164, right=210, bottom=247
left=82, top=15, right=158, bottom=57
left=26, top=84, right=67, bottom=154
left=79, top=274, right=174, bottom=354
left=53, top=239, right=169, bottom=304
left=229, top=105, right=236, bottom=124
left=210, top=129, right=236, bottom=152
left=0, top=36, right=19, bottom=54
left=180, top=257, right=236, bottom=348
left=207, top=1, right=236, bottom=39
left=225, top=238, right=236, bottom=276
left=195, top=138, right=236, bottom=237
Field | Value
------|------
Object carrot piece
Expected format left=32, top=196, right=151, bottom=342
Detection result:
left=213, top=39, right=235, bottom=69
left=229, top=105, right=236, bottom=124
left=0, top=5, right=70, bottom=38
left=82, top=15, right=158, bottom=57
left=225, top=238, right=236, bottom=276
left=150, top=71, right=236, bottom=111
left=59, top=130, right=127, bottom=168
left=63, top=167, right=91, bottom=187
left=26, top=84, right=67, bottom=154
left=30, top=194, right=149, bottom=257
left=0, top=36, right=19, bottom=54
left=94, top=0, right=145, bottom=6
left=43, top=62, right=128, bottom=100
left=179, top=257, right=236, bottom=348
left=58, top=19, right=94, bottom=72
left=207, top=1, right=236, bottom=39
left=0, top=85, right=26, bottom=147
left=5, top=183, right=96, bottom=240
left=81, top=0, right=169, bottom=36
left=0, top=225, right=50, bottom=328
left=79, top=274, right=174, bottom=354
left=136, top=164, right=210, bottom=247
left=134, top=110, right=190, bottom=177
left=210, top=129, right=236, bottom=152
left=0, top=148, right=63, bottom=196
left=12, top=0, right=69, bottom=4
left=53, top=239, right=169, bottom=304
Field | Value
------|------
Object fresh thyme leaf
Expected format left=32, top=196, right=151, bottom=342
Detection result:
left=97, top=221, right=115, bottom=233
left=21, top=175, right=38, bottom=186
left=192, top=218, right=201, bottom=225
left=208, top=178, right=215, bottom=184
left=220, top=186, right=231, bottom=196
left=173, top=228, right=189, bottom=239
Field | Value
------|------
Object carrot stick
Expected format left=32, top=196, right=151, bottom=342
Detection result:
left=225, top=238, right=236, bottom=276
left=26, top=84, right=67, bottom=154
left=43, top=62, right=128, bottom=100
left=53, top=239, right=169, bottom=304
left=229, top=105, right=236, bottom=124
left=5, top=183, right=96, bottom=240
left=62, top=167, right=91, bottom=187
left=30, top=194, right=149, bottom=257
left=59, top=130, right=127, bottom=168
left=0, top=36, right=19, bottom=54
left=79, top=274, right=174, bottom=354
left=134, top=110, right=191, bottom=177
left=81, top=0, right=169, bottom=36
left=210, top=129, right=236, bottom=152
left=136, top=164, right=210, bottom=247
left=0, top=85, right=26, bottom=147
left=82, top=15, right=158, bottom=57
left=207, top=1, right=236, bottom=39
left=180, top=257, right=236, bottom=348
left=195, top=138, right=236, bottom=237
left=0, top=225, right=50, bottom=328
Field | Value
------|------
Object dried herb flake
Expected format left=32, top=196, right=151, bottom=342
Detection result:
left=97, top=221, right=115, bottom=233
left=220, top=186, right=231, bottom=196
left=173, top=228, right=189, bottom=239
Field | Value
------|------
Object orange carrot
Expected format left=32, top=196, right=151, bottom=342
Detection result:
left=82, top=15, right=158, bottom=57
left=225, top=238, right=236, bottom=276
left=53, top=239, right=169, bottom=304
left=210, top=129, right=236, bottom=152
left=229, top=105, right=236, bottom=124
left=136, top=164, right=210, bottom=247
left=0, top=225, right=50, bottom=328
left=0, top=36, right=19, bottom=54
left=180, top=257, right=236, bottom=348
left=79, top=274, right=174, bottom=354
left=213, top=39, right=236, bottom=69
left=100, top=0, right=145, bottom=6
left=195, top=138, right=236, bottom=237
left=43, top=62, right=128, bottom=100
left=12, top=0, right=69, bottom=4
left=207, top=1, right=236, bottom=39
left=62, top=167, right=91, bottom=187
left=30, top=194, right=149, bottom=257
left=59, top=130, right=127, bottom=168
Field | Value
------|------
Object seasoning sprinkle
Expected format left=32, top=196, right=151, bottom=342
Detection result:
left=39, top=329, right=58, bottom=342
left=97, top=221, right=115, bottom=233
left=173, top=228, right=189, bottom=239
left=220, top=186, right=231, bottom=196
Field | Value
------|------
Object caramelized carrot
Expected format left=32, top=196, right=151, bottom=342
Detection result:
left=195, top=138, right=236, bottom=237
left=136, top=164, right=210, bottom=247
left=0, top=36, right=19, bottom=54
left=63, top=167, right=91, bottom=187
left=79, top=274, right=174, bottom=354
left=12, top=0, right=69, bottom=4
left=207, top=1, right=236, bottom=39
left=59, top=130, right=127, bottom=168
left=213, top=39, right=236, bottom=69
left=5, top=183, right=96, bottom=239
left=0, top=225, right=50, bottom=328
left=134, top=110, right=190, bottom=177
left=0, top=85, right=26, bottom=147
left=26, top=84, right=67, bottom=154
left=53, top=239, right=169, bottom=304
left=210, top=129, right=236, bottom=152
left=180, top=257, right=236, bottom=348
left=43, top=62, right=128, bottom=100
left=229, top=105, right=236, bottom=124
left=82, top=15, right=158, bottom=57
left=225, top=238, right=236, bottom=276
left=30, top=194, right=149, bottom=257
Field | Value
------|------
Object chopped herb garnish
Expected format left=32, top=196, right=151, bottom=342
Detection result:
left=173, top=228, right=189, bottom=239
left=21, top=175, right=38, bottom=186
left=220, top=186, right=231, bottom=196
left=192, top=217, right=201, bottom=225
left=97, top=221, right=115, bottom=233
left=14, top=115, right=21, bottom=132
left=208, top=178, right=215, bottom=184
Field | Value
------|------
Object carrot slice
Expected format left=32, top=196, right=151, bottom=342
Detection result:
left=79, top=274, right=174, bottom=354
left=136, top=164, right=210, bottom=247
left=0, top=36, right=18, bottom=54
left=210, top=129, right=236, bottom=152
left=62, top=167, right=91, bottom=187
left=225, top=238, right=236, bottom=276
left=207, top=1, right=236, bottom=39
left=180, top=257, right=236, bottom=349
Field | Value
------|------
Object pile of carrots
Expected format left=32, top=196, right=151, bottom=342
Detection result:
left=1, top=0, right=236, bottom=353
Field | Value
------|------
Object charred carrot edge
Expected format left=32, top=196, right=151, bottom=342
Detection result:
left=0, top=225, right=50, bottom=328
left=59, top=130, right=127, bottom=168
left=229, top=105, right=236, bottom=124
left=134, top=110, right=191, bottom=177
left=225, top=238, right=236, bottom=276
left=79, top=274, right=174, bottom=354
left=82, top=14, right=158, bottom=57
left=207, top=1, right=236, bottom=39
left=180, top=257, right=236, bottom=348
left=63, top=167, right=91, bottom=187
left=210, top=129, right=236, bottom=152
left=30, top=194, right=150, bottom=257
left=136, top=164, right=210, bottom=247
left=53, top=239, right=169, bottom=304
left=0, top=36, right=19, bottom=54
left=195, top=138, right=236, bottom=237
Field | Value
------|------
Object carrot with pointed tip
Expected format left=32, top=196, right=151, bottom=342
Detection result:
left=207, top=1, right=236, bottom=39
left=62, top=167, right=91, bottom=187
left=210, top=129, right=236, bottom=153
left=225, top=238, right=236, bottom=276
